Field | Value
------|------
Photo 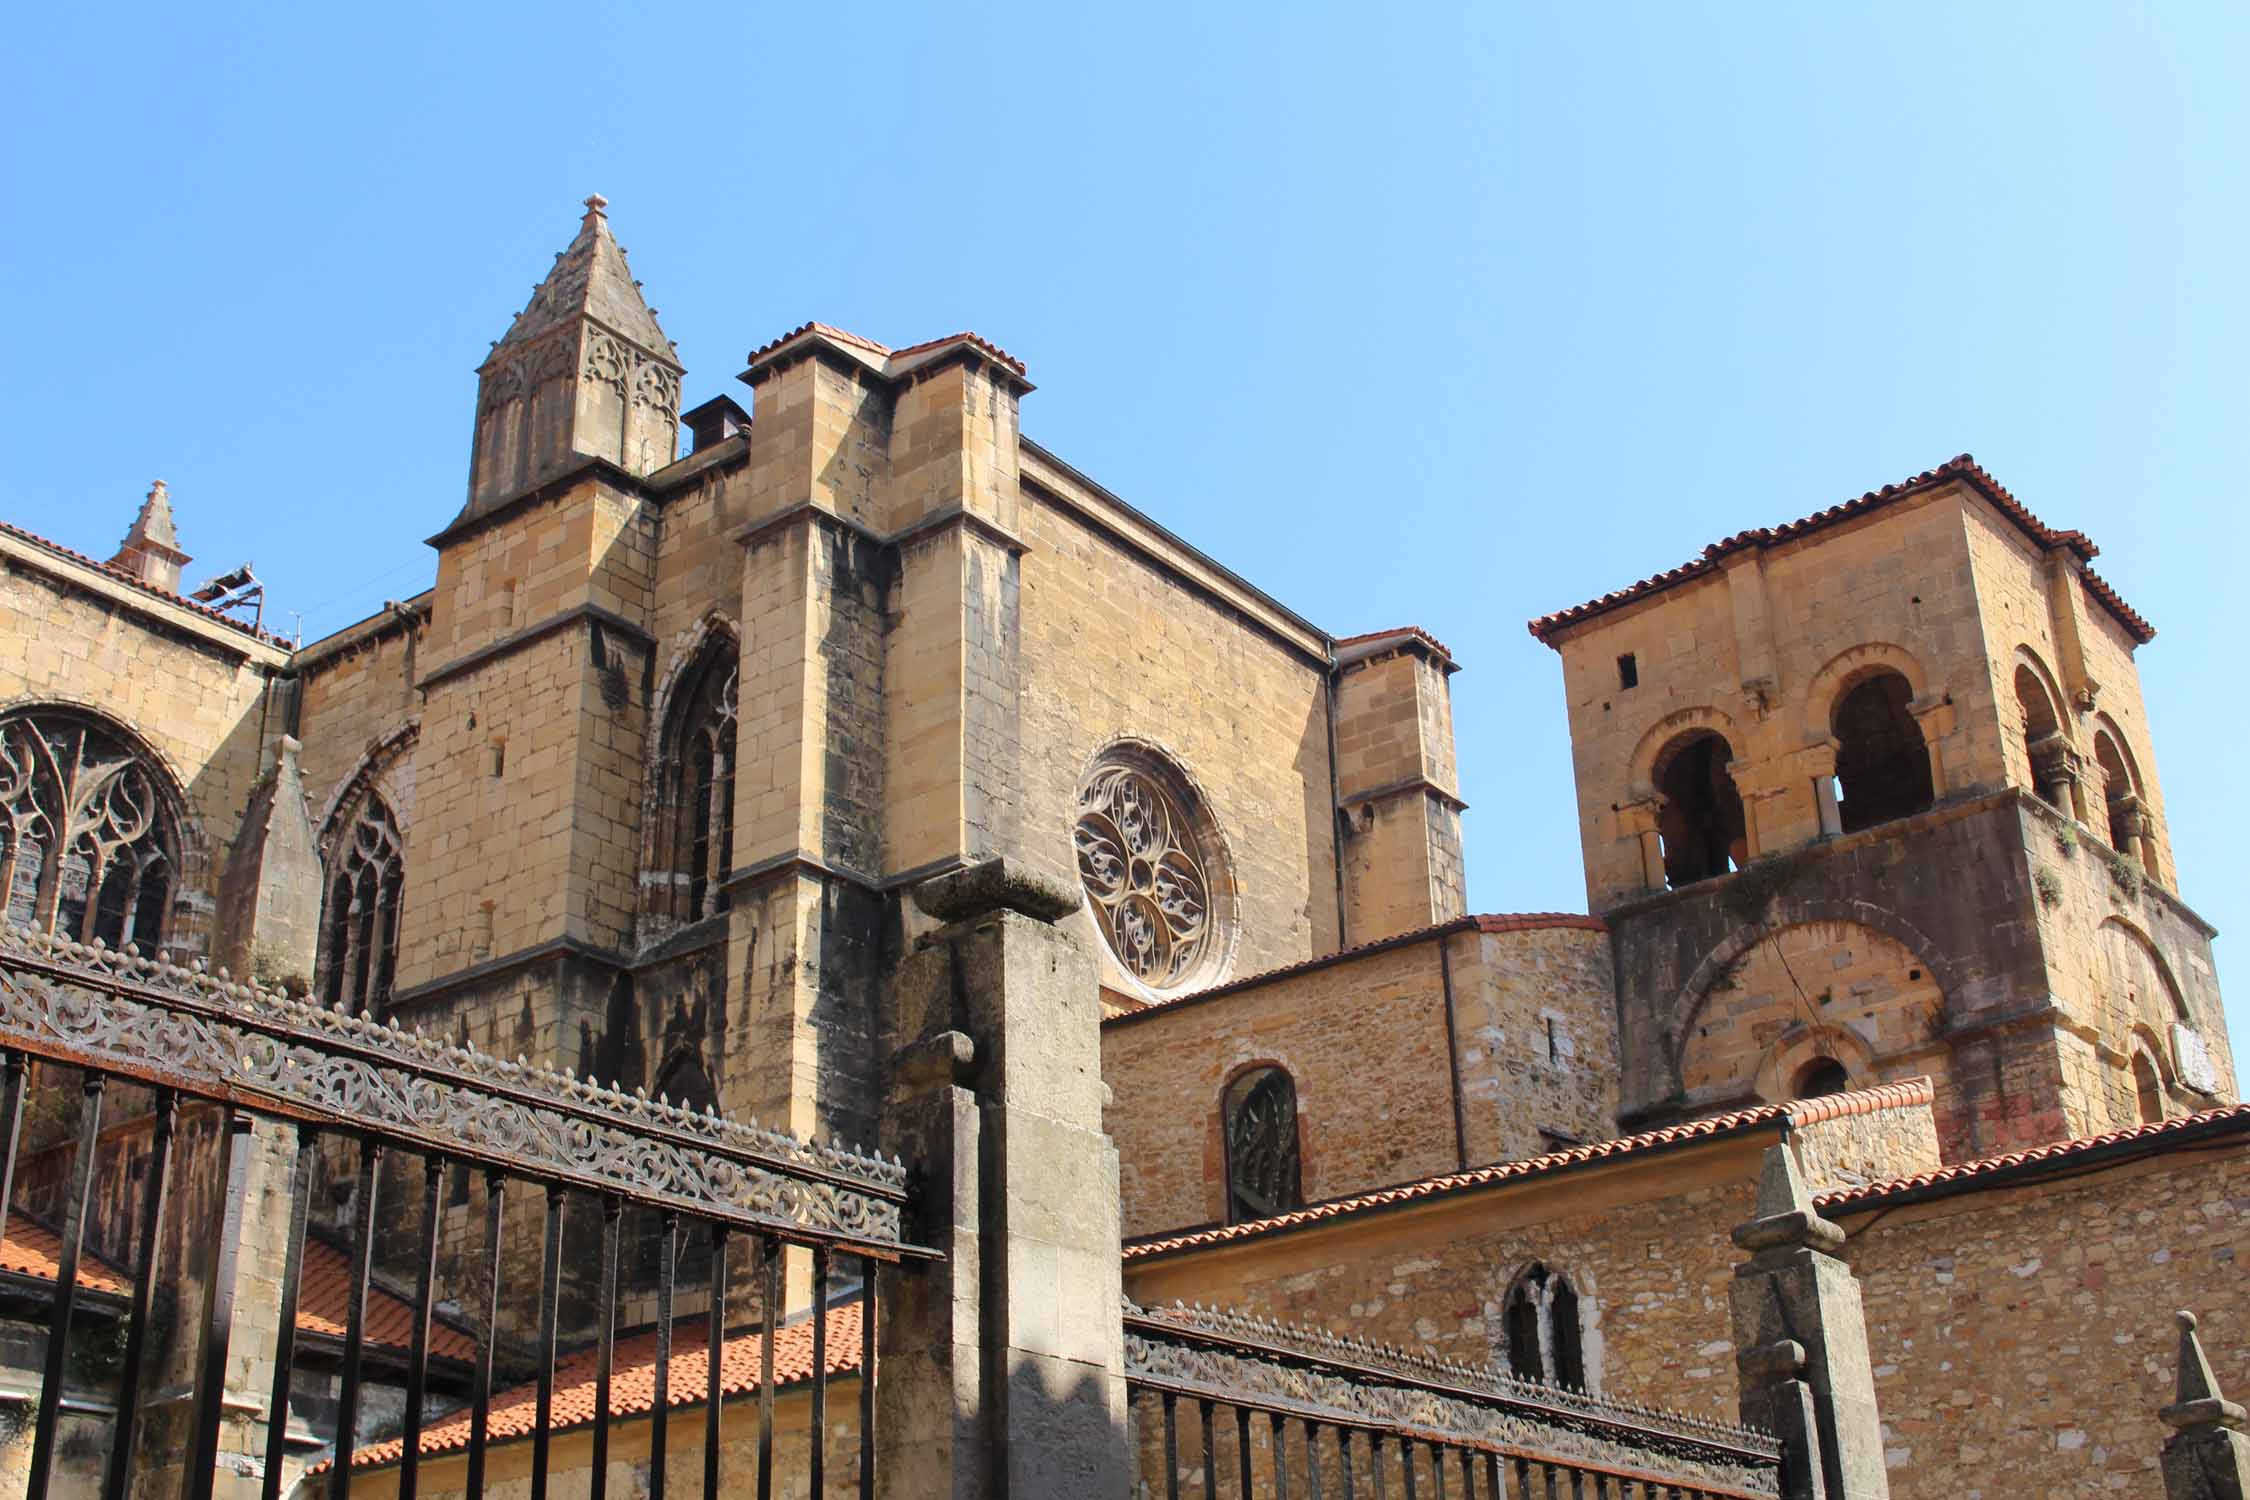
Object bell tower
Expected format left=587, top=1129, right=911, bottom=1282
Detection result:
left=458, top=194, right=683, bottom=524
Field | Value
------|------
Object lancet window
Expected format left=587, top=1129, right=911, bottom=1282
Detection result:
left=0, top=710, right=178, bottom=950
left=653, top=639, right=738, bottom=927
left=1222, top=1066, right=1303, bottom=1224
left=320, top=793, right=405, bottom=1011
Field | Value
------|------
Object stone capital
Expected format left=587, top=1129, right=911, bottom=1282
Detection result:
left=912, top=856, right=1079, bottom=925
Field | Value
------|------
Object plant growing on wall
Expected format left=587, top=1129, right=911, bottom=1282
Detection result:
left=2033, top=864, right=2065, bottom=908
left=2103, top=850, right=2142, bottom=902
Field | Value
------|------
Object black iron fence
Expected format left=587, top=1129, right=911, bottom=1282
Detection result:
left=1124, top=1301, right=1782, bottom=1500
left=0, top=920, right=928, bottom=1500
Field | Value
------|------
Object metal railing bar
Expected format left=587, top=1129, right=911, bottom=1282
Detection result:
left=652, top=1210, right=678, bottom=1500
left=707, top=1226, right=730, bottom=1500
left=809, top=1245, right=828, bottom=1500
left=399, top=1156, right=444, bottom=1500
left=859, top=1257, right=877, bottom=1500
left=531, top=1185, right=565, bottom=1500
left=1371, top=1432, right=1389, bottom=1500
left=1237, top=1405, right=1254, bottom=1499
left=592, top=1198, right=621, bottom=1500
left=465, top=1172, right=504, bottom=1500
left=101, top=1086, right=173, bottom=1500
left=757, top=1236, right=778, bottom=1500
left=1273, top=1410, right=1290, bottom=1499
left=1199, top=1397, right=1217, bottom=1499
left=27, top=1070, right=103, bottom=1500
left=330, top=1137, right=383, bottom=1496
left=1161, top=1390, right=1180, bottom=1500
left=186, top=1108, right=254, bottom=1500
left=0, top=1054, right=24, bottom=1293
left=259, top=1126, right=317, bottom=1500
left=1309, top=1418, right=1328, bottom=1498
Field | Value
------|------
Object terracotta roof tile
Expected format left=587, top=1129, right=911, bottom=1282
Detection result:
left=295, top=1237, right=478, bottom=1364
left=341, top=1302, right=862, bottom=1470
left=1525, top=455, right=2154, bottom=647
left=1334, top=626, right=1455, bottom=661
left=1104, top=913, right=1607, bottom=1026
left=743, top=322, right=1027, bottom=377
left=1817, top=1098, right=2250, bottom=1213
left=0, top=1214, right=130, bottom=1296
left=1125, top=1079, right=1934, bottom=1258
left=0, top=519, right=288, bottom=646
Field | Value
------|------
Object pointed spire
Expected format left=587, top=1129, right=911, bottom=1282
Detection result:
left=487, top=192, right=674, bottom=365
left=2180, top=1312, right=2226, bottom=1407
left=1732, top=1141, right=1845, bottom=1256
left=109, top=480, right=192, bottom=593
left=1754, top=1136, right=1813, bottom=1219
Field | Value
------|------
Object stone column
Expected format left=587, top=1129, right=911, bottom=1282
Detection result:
left=1729, top=1143, right=1890, bottom=1500
left=877, top=858, right=1129, bottom=1499
left=2160, top=1310, right=2250, bottom=1500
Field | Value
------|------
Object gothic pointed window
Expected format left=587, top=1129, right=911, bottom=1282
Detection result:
left=1222, top=1067, right=1302, bottom=1224
left=655, top=637, right=737, bottom=928
left=319, top=794, right=404, bottom=1011
left=1503, top=1262, right=1587, bottom=1391
left=0, top=710, right=178, bottom=950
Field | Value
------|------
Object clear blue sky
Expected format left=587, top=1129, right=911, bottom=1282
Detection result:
left=3, top=5, right=2243, bottom=1040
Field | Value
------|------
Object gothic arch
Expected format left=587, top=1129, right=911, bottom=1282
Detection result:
left=1665, top=900, right=1962, bottom=1071
left=0, top=694, right=208, bottom=864
left=1800, top=643, right=1929, bottom=744
left=639, top=620, right=741, bottom=937
left=315, top=718, right=419, bottom=852
left=1217, top=1059, right=1304, bottom=1225
left=0, top=701, right=203, bottom=954
left=642, top=611, right=741, bottom=785
left=1496, top=1260, right=1600, bottom=1393
left=1625, top=705, right=1742, bottom=801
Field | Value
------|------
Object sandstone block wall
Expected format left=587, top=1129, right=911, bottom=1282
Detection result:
left=1101, top=922, right=1616, bottom=1239
left=1018, top=455, right=1345, bottom=996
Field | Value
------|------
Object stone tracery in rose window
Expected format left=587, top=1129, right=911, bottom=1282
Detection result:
left=1073, top=755, right=1226, bottom=992
left=0, top=710, right=178, bottom=951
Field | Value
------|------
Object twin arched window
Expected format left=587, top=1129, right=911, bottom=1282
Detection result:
left=1831, top=671, right=1933, bottom=834
left=650, top=637, right=738, bottom=928
left=1504, top=1262, right=1586, bottom=1390
left=1222, top=1067, right=1302, bottom=1224
left=1653, top=731, right=1745, bottom=888
left=320, top=793, right=405, bottom=1010
left=0, top=710, right=177, bottom=950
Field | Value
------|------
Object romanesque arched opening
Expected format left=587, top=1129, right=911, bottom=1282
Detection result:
left=1653, top=731, right=1746, bottom=889
left=2093, top=727, right=2141, bottom=859
left=1792, top=1056, right=1851, bottom=1099
left=1221, top=1066, right=1302, bottom=1224
left=2014, top=662, right=2064, bottom=805
left=1831, top=671, right=1933, bottom=833
left=1503, top=1262, right=1587, bottom=1390
left=2132, top=1050, right=2164, bottom=1125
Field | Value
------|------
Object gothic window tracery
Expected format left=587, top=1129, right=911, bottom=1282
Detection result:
left=652, top=637, right=738, bottom=929
left=1222, top=1066, right=1302, bottom=1224
left=0, top=710, right=178, bottom=950
left=1074, top=748, right=1231, bottom=993
left=319, top=793, right=405, bottom=1011
left=1503, top=1262, right=1587, bottom=1391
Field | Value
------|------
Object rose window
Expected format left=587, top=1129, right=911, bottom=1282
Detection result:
left=1073, top=753, right=1229, bottom=992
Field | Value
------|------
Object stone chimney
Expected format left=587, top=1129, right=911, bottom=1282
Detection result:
left=109, top=480, right=191, bottom=594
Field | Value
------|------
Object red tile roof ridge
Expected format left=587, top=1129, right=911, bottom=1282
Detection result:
left=743, top=323, right=1027, bottom=378
left=1103, top=912, right=1607, bottom=1025
left=337, top=1300, right=864, bottom=1471
left=1816, top=1097, right=2250, bottom=1214
left=1125, top=1079, right=1935, bottom=1259
left=1334, top=626, right=1455, bottom=660
left=0, top=519, right=289, bottom=646
left=1525, top=454, right=2153, bottom=646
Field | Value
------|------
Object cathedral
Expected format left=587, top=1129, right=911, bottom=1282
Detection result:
left=0, top=197, right=2240, bottom=1499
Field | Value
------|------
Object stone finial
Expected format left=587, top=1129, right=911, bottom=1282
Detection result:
left=912, top=856, right=1080, bottom=925
left=109, top=478, right=191, bottom=594
left=1732, top=1141, right=1846, bottom=1256
left=2165, top=1311, right=2248, bottom=1432
left=583, top=192, right=609, bottom=218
